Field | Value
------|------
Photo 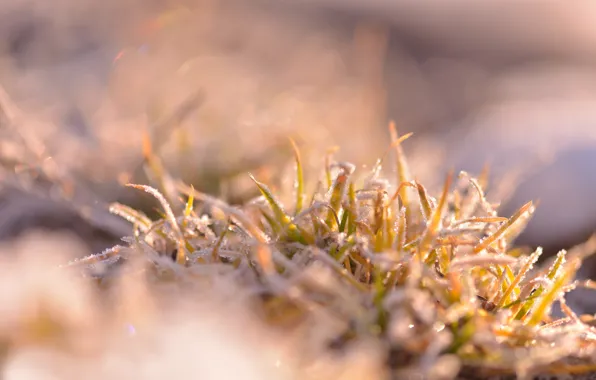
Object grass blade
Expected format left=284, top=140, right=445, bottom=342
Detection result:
left=473, top=201, right=535, bottom=254
left=514, top=250, right=566, bottom=320
left=184, top=186, right=195, bottom=218
left=418, top=170, right=453, bottom=261
left=126, top=184, right=187, bottom=265
left=109, top=203, right=153, bottom=232
left=495, top=248, right=542, bottom=308
left=415, top=181, right=433, bottom=220
left=289, top=138, right=305, bottom=215
left=249, top=173, right=292, bottom=226
left=389, top=121, right=413, bottom=233
left=525, top=258, right=580, bottom=327
left=325, top=164, right=354, bottom=230
left=141, top=129, right=183, bottom=214
left=249, top=174, right=306, bottom=244
left=347, top=182, right=357, bottom=236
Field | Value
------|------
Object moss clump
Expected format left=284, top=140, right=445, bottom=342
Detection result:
left=64, top=124, right=596, bottom=380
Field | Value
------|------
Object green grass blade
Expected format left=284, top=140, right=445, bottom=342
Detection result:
left=514, top=250, right=566, bottom=320
left=347, top=182, right=357, bottom=236
left=325, top=165, right=353, bottom=230
left=289, top=138, right=305, bottom=215
left=249, top=173, right=292, bottom=226
left=184, top=186, right=195, bottom=218
left=495, top=248, right=542, bottom=308
left=249, top=174, right=308, bottom=244
left=525, top=258, right=579, bottom=327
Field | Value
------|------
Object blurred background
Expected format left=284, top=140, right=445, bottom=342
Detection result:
left=1, top=0, right=596, bottom=274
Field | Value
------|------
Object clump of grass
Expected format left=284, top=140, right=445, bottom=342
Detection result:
left=64, top=124, right=596, bottom=380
